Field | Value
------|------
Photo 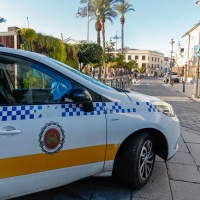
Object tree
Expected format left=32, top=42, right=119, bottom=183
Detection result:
left=80, top=0, right=119, bottom=79
left=16, top=28, right=38, bottom=51
left=78, top=43, right=103, bottom=73
left=114, top=0, right=135, bottom=54
left=127, top=60, right=137, bottom=71
left=138, top=67, right=146, bottom=74
left=79, top=0, right=102, bottom=45
left=105, top=41, right=115, bottom=63
left=0, top=17, right=6, bottom=23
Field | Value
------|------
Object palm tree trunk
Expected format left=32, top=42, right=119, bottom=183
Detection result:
left=121, top=22, right=124, bottom=54
left=97, top=30, right=101, bottom=45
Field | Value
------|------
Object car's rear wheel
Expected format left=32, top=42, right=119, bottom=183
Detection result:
left=114, top=132, right=155, bottom=189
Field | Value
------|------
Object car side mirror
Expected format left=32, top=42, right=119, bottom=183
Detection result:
left=61, top=88, right=94, bottom=112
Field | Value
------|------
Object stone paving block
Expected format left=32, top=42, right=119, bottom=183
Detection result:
left=167, top=163, right=200, bottom=183
left=90, top=177, right=132, bottom=200
left=180, top=126, right=187, bottom=131
left=14, top=189, right=56, bottom=200
left=182, top=130, right=200, bottom=143
left=184, top=129, right=200, bottom=135
left=131, top=197, right=152, bottom=200
left=155, top=155, right=164, bottom=162
left=57, top=179, right=94, bottom=200
left=167, top=151, right=195, bottom=165
left=51, top=193, right=75, bottom=200
left=92, top=189, right=131, bottom=200
left=170, top=180, right=200, bottom=200
left=132, top=162, right=171, bottom=200
left=177, top=136, right=189, bottom=152
left=187, top=143, right=200, bottom=166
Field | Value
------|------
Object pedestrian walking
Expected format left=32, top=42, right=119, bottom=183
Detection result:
left=132, top=72, right=137, bottom=84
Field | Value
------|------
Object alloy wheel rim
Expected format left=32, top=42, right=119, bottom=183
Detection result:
left=139, top=140, right=154, bottom=180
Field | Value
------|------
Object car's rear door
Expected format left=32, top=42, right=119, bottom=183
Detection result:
left=0, top=54, right=106, bottom=198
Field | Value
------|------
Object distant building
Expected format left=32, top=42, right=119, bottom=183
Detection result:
left=164, top=57, right=170, bottom=72
left=174, top=41, right=185, bottom=68
left=63, top=37, right=94, bottom=44
left=181, top=22, right=200, bottom=80
left=0, top=26, right=20, bottom=48
left=125, top=49, right=164, bottom=75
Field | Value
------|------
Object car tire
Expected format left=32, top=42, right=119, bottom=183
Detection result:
left=117, top=132, right=155, bottom=189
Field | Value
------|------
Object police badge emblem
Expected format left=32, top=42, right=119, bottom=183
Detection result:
left=39, top=122, right=65, bottom=154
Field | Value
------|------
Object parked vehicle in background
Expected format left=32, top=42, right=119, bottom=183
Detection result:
left=163, top=72, right=179, bottom=83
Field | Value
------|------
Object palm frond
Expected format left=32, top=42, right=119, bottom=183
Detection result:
left=0, top=17, right=6, bottom=23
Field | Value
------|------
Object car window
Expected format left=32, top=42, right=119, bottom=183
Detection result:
left=45, top=57, right=117, bottom=92
left=0, top=55, right=72, bottom=105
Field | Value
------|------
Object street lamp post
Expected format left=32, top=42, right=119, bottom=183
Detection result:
left=110, top=30, right=121, bottom=56
left=169, top=39, right=175, bottom=85
left=27, top=17, right=29, bottom=28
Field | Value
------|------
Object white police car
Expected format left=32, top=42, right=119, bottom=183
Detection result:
left=0, top=48, right=180, bottom=199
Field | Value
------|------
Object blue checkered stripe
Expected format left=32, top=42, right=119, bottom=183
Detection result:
left=146, top=102, right=160, bottom=112
left=106, top=102, right=139, bottom=114
left=0, top=105, right=36, bottom=121
left=61, top=102, right=106, bottom=117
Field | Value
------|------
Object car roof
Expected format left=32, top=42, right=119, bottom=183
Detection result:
left=0, top=47, right=44, bottom=61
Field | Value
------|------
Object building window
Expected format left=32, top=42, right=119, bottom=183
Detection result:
left=136, top=63, right=138, bottom=67
left=148, top=56, right=150, bottom=61
left=155, top=57, right=157, bottom=62
left=135, top=55, right=138, bottom=60
left=148, top=65, right=150, bottom=68
left=142, top=63, right=146, bottom=68
left=161, top=60, right=162, bottom=63
left=151, top=64, right=153, bottom=68
left=128, top=55, right=132, bottom=60
left=157, top=64, right=159, bottom=68
left=161, top=67, right=162, bottom=69
left=158, top=58, right=159, bottom=62
left=142, top=56, right=146, bottom=60
left=152, top=57, right=153, bottom=61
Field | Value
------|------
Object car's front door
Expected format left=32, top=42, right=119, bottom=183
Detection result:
left=0, top=54, right=106, bottom=198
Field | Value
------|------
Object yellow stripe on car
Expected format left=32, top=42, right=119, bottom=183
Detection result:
left=0, top=144, right=120, bottom=179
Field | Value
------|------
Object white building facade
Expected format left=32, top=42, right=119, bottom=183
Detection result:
left=181, top=22, right=200, bottom=80
left=164, top=57, right=170, bottom=72
left=125, top=49, right=165, bottom=75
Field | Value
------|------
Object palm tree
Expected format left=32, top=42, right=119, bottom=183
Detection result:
left=79, top=0, right=102, bottom=45
left=98, top=0, right=118, bottom=79
left=114, top=0, right=134, bottom=54
left=0, top=17, right=6, bottom=23
left=79, top=0, right=118, bottom=79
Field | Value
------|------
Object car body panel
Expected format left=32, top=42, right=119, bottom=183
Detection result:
left=0, top=47, right=180, bottom=199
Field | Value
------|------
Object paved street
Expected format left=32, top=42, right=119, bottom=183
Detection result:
left=14, top=77, right=200, bottom=200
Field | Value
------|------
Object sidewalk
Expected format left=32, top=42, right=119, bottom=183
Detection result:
left=160, top=79, right=200, bottom=103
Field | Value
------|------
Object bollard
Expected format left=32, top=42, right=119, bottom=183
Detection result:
left=183, top=81, right=185, bottom=92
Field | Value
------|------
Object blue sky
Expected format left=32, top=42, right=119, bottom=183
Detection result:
left=0, top=0, right=199, bottom=56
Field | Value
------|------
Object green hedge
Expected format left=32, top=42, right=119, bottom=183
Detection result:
left=17, top=28, right=79, bottom=69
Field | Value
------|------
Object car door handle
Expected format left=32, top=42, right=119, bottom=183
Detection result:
left=0, top=130, right=22, bottom=135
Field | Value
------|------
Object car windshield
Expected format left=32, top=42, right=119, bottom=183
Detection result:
left=45, top=57, right=117, bottom=92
